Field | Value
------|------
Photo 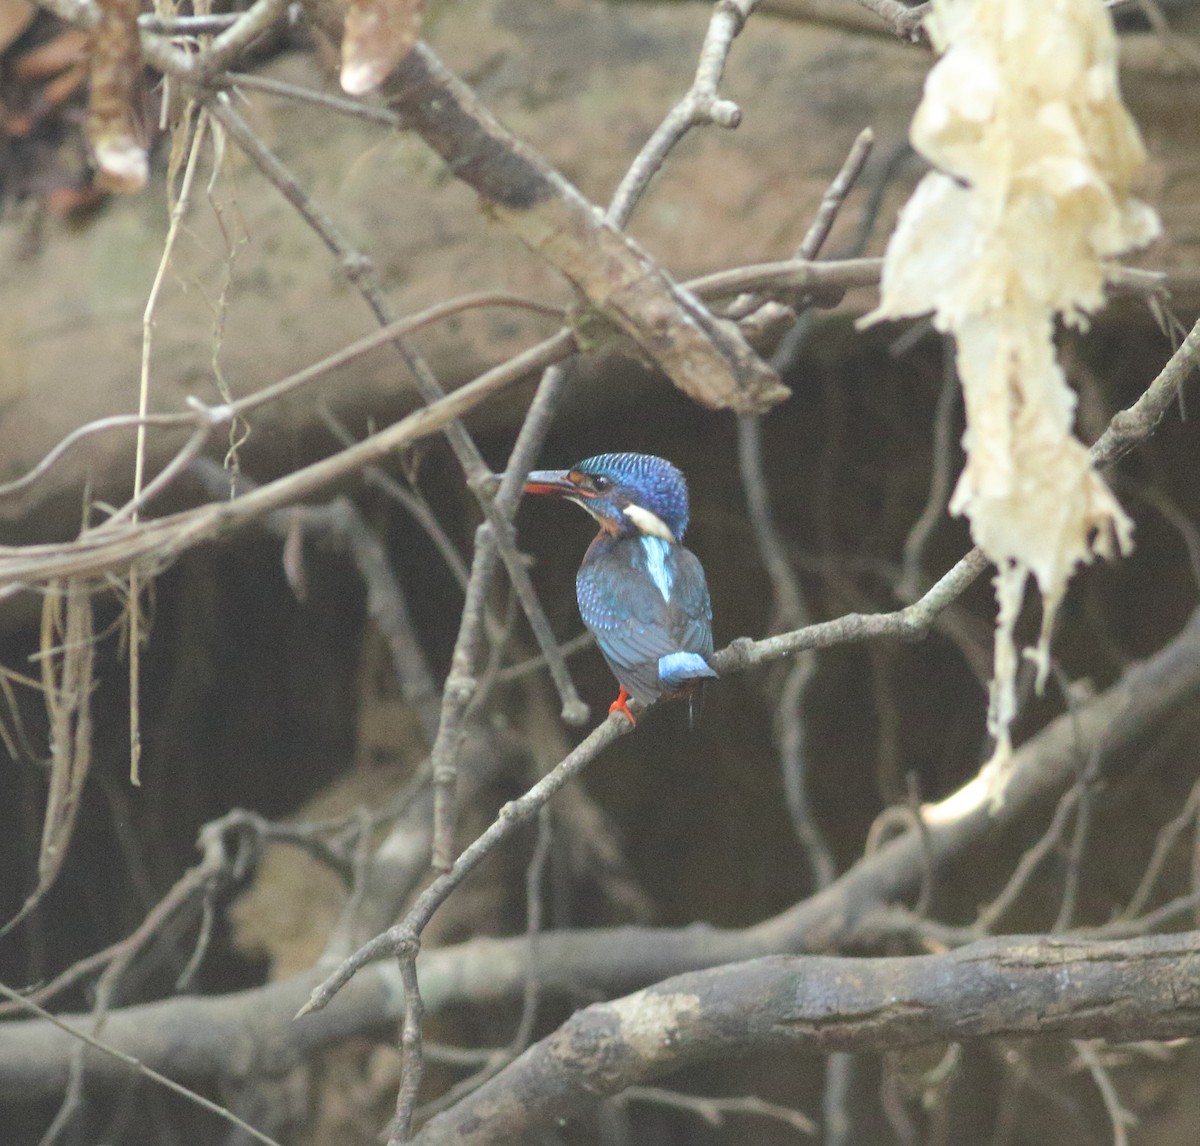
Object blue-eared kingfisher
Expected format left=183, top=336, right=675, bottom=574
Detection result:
left=522, top=452, right=717, bottom=726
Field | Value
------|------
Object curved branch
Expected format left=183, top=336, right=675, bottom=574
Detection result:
left=2, top=605, right=1198, bottom=1099
left=412, top=930, right=1200, bottom=1145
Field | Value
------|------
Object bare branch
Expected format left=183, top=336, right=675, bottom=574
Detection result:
left=0, top=981, right=284, bottom=1146
left=411, top=931, right=1200, bottom=1144
left=361, top=41, right=787, bottom=414
left=2, top=606, right=1199, bottom=1099
left=608, top=0, right=760, bottom=226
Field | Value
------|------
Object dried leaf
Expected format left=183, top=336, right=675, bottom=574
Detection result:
left=341, top=0, right=423, bottom=96
left=0, top=580, right=94, bottom=937
left=863, top=0, right=1158, bottom=772
left=86, top=0, right=147, bottom=192
left=0, top=0, right=34, bottom=55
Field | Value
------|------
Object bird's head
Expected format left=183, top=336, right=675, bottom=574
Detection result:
left=523, top=452, right=690, bottom=541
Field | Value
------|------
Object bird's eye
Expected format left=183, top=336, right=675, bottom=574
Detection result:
left=591, top=475, right=612, bottom=493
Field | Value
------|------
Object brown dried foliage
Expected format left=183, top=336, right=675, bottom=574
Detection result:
left=85, top=0, right=146, bottom=192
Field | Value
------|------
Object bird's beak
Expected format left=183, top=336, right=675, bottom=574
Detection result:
left=522, top=470, right=594, bottom=499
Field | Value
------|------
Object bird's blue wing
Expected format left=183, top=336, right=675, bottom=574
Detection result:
left=668, top=546, right=714, bottom=658
left=576, top=538, right=715, bottom=705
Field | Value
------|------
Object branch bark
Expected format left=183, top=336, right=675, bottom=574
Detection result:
left=297, top=2, right=789, bottom=415
left=373, top=42, right=788, bottom=414
left=2, top=605, right=1198, bottom=1100
left=412, top=931, right=1200, bottom=1145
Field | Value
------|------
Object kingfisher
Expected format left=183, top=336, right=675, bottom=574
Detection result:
left=522, top=452, right=717, bottom=726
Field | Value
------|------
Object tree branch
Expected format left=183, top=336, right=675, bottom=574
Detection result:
left=411, top=930, right=1200, bottom=1145
left=364, top=42, right=787, bottom=414
left=2, top=604, right=1198, bottom=1100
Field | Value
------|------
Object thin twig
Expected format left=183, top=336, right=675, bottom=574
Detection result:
left=297, top=713, right=631, bottom=1019
left=1121, top=776, right=1200, bottom=921
left=735, top=128, right=875, bottom=889
left=974, top=786, right=1081, bottom=934
left=194, top=459, right=443, bottom=741
left=138, top=12, right=239, bottom=32
left=1072, top=1040, right=1136, bottom=1146
left=318, top=407, right=473, bottom=592
left=0, top=118, right=1191, bottom=615
left=0, top=981, right=282, bottom=1146
left=898, top=339, right=959, bottom=601
left=1133, top=0, right=1200, bottom=72
left=800, top=128, right=877, bottom=261
left=126, top=105, right=207, bottom=787
left=226, top=71, right=405, bottom=126
left=0, top=292, right=564, bottom=504
left=389, top=954, right=426, bottom=1142
left=209, top=93, right=587, bottom=729
left=411, top=805, right=554, bottom=1124
left=608, top=0, right=760, bottom=227
left=7, top=613, right=1200, bottom=1103
left=194, top=0, right=290, bottom=82
left=427, top=357, right=577, bottom=875
left=851, top=0, right=930, bottom=40
left=619, top=1086, right=816, bottom=1136
left=492, top=632, right=595, bottom=684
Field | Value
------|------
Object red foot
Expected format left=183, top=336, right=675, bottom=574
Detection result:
left=608, top=686, right=637, bottom=727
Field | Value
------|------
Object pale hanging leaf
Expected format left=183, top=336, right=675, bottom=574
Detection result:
left=341, top=0, right=424, bottom=96
left=86, top=0, right=147, bottom=192
left=863, top=0, right=1158, bottom=773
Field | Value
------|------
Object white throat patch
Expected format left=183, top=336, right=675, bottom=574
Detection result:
left=640, top=536, right=675, bottom=602
left=623, top=504, right=675, bottom=542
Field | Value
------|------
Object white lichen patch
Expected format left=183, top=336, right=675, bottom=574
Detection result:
left=863, top=0, right=1158, bottom=779
left=616, top=991, right=702, bottom=1057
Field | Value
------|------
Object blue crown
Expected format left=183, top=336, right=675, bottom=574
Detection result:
left=575, top=452, right=690, bottom=540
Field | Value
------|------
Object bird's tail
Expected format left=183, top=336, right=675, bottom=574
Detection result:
left=658, top=652, right=718, bottom=730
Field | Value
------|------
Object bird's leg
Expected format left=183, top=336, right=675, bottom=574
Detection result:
left=608, top=686, right=636, bottom=727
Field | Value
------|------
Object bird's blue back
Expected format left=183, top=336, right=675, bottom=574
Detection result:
left=577, top=532, right=715, bottom=706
